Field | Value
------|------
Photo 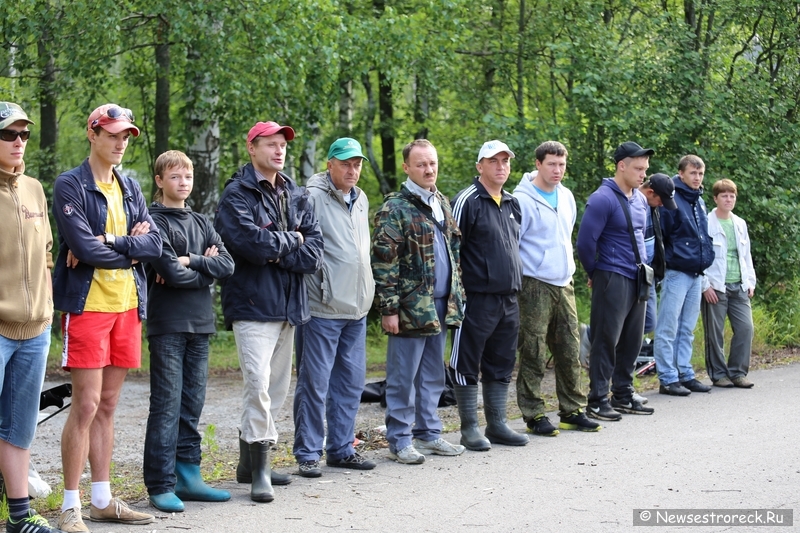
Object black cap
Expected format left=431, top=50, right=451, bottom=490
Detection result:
left=613, top=141, right=655, bottom=163
left=647, top=173, right=677, bottom=210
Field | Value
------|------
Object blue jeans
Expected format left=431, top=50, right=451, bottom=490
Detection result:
left=644, top=281, right=657, bottom=334
left=143, top=333, right=210, bottom=495
left=293, top=317, right=366, bottom=462
left=654, top=269, right=701, bottom=385
left=0, top=326, right=50, bottom=449
left=385, top=298, right=447, bottom=452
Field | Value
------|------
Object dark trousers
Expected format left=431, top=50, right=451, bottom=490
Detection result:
left=588, top=270, right=646, bottom=404
left=144, top=333, right=209, bottom=495
left=450, top=292, right=520, bottom=386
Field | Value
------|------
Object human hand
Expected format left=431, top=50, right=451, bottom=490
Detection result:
left=703, top=288, right=719, bottom=304
left=295, top=232, right=304, bottom=246
left=748, top=288, right=754, bottom=298
left=155, top=274, right=166, bottom=284
left=382, top=315, right=399, bottom=335
left=130, top=221, right=150, bottom=236
left=66, top=250, right=79, bottom=268
left=204, top=245, right=219, bottom=257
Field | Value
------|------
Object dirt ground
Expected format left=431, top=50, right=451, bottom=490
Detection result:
left=31, top=346, right=796, bottom=493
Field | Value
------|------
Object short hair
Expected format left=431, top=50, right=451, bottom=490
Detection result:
left=712, top=178, right=737, bottom=196
left=153, top=150, right=193, bottom=202
left=402, top=139, right=435, bottom=162
left=678, top=154, right=704, bottom=171
left=534, top=141, right=567, bottom=163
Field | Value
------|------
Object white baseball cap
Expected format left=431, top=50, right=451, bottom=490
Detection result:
left=477, top=140, right=515, bottom=163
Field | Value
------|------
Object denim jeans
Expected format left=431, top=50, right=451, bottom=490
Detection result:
left=293, top=317, right=366, bottom=463
left=143, top=332, right=210, bottom=495
left=0, top=326, right=50, bottom=449
left=654, top=269, right=702, bottom=385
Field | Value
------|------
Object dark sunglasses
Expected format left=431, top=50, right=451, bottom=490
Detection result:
left=91, top=106, right=135, bottom=128
left=0, top=129, right=31, bottom=142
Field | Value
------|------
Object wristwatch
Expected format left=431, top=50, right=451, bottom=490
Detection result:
left=104, top=233, right=116, bottom=247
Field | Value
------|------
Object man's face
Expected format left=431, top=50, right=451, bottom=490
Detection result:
left=534, top=153, right=567, bottom=191
left=642, top=187, right=663, bottom=208
left=156, top=165, right=194, bottom=205
left=403, top=145, right=438, bottom=190
left=619, top=156, right=649, bottom=190
left=89, top=128, right=131, bottom=166
left=714, top=191, right=737, bottom=212
left=476, top=152, right=512, bottom=189
left=0, top=120, right=29, bottom=172
left=679, top=164, right=705, bottom=190
left=327, top=157, right=362, bottom=194
left=248, top=133, right=287, bottom=174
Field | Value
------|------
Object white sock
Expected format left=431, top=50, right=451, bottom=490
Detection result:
left=91, top=481, right=112, bottom=509
left=62, top=490, right=81, bottom=512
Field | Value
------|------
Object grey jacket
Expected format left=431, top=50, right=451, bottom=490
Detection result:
left=305, top=172, right=374, bottom=319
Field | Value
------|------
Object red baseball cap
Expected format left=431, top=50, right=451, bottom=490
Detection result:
left=247, top=121, right=295, bottom=143
left=87, top=104, right=140, bottom=137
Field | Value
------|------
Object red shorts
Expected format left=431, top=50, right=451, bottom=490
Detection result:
left=61, top=309, right=142, bottom=369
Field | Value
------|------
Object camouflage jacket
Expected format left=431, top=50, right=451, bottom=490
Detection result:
left=371, top=186, right=465, bottom=337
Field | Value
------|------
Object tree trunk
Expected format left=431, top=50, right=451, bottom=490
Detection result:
left=299, top=122, right=320, bottom=185
left=154, top=19, right=171, bottom=164
left=413, top=74, right=429, bottom=139
left=362, top=73, right=391, bottom=194
left=378, top=71, right=396, bottom=190
left=338, top=76, right=353, bottom=137
left=185, top=47, right=220, bottom=218
left=37, top=36, right=58, bottom=192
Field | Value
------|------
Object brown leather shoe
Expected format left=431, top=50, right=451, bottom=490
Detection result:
left=731, top=376, right=754, bottom=388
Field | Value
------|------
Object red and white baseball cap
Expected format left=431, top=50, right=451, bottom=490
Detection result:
left=87, top=104, right=140, bottom=136
left=247, top=121, right=295, bottom=143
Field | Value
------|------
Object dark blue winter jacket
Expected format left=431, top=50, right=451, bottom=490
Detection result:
left=51, top=159, right=161, bottom=319
left=214, top=164, right=323, bottom=328
left=659, top=177, right=714, bottom=275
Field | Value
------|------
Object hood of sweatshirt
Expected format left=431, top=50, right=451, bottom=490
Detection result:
left=149, top=202, right=193, bottom=220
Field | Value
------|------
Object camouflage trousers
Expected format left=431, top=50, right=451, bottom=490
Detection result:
left=516, top=276, right=586, bottom=419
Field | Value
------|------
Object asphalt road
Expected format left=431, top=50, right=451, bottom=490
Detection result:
left=44, top=363, right=799, bottom=533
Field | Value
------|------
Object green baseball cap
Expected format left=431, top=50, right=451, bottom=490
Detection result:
left=327, top=138, right=368, bottom=161
left=0, top=102, right=34, bottom=130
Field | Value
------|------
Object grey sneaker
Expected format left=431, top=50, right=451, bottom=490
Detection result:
left=298, top=460, right=322, bottom=478
left=388, top=445, right=425, bottom=464
left=632, top=391, right=648, bottom=404
left=57, top=507, right=89, bottom=532
left=412, top=438, right=466, bottom=456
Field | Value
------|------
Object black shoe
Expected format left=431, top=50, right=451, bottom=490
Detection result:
left=527, top=415, right=559, bottom=436
left=681, top=378, right=711, bottom=393
left=659, top=382, right=691, bottom=396
left=558, top=410, right=601, bottom=432
left=610, top=396, right=655, bottom=415
left=298, top=460, right=322, bottom=478
left=586, top=402, right=622, bottom=421
left=326, top=452, right=376, bottom=470
left=7, top=510, right=64, bottom=533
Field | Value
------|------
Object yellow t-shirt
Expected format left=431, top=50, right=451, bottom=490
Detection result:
left=491, top=194, right=502, bottom=206
left=84, top=178, right=138, bottom=312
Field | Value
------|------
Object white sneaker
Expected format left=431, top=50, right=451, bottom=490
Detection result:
left=57, top=507, right=89, bottom=533
left=388, top=445, right=425, bottom=464
left=632, top=391, right=648, bottom=404
left=413, top=438, right=466, bottom=456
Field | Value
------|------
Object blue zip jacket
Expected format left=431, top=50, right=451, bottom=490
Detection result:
left=52, top=159, right=162, bottom=319
left=659, top=176, right=714, bottom=275
left=214, top=164, right=323, bottom=328
left=576, top=178, right=648, bottom=280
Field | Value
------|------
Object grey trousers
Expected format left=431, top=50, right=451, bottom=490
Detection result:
left=701, top=283, right=754, bottom=381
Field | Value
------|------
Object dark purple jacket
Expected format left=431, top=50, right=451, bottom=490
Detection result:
left=577, top=178, right=648, bottom=280
left=52, top=159, right=161, bottom=319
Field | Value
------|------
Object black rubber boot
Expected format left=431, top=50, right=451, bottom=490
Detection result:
left=236, top=432, right=250, bottom=483
left=482, top=381, right=529, bottom=446
left=249, top=441, right=275, bottom=503
left=453, top=384, right=492, bottom=451
left=238, top=432, right=292, bottom=485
